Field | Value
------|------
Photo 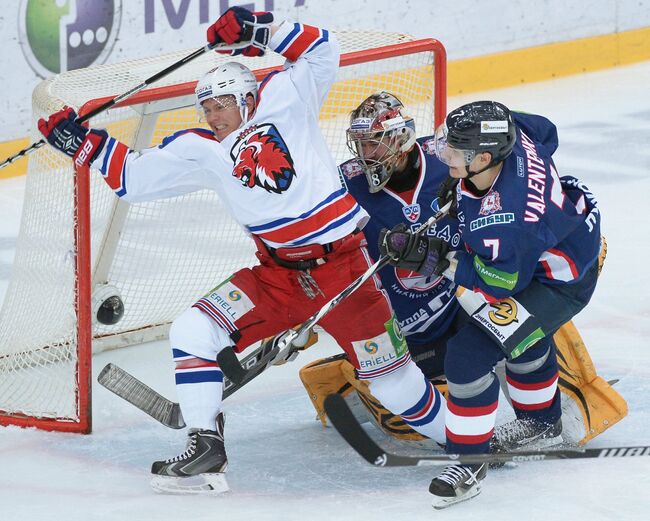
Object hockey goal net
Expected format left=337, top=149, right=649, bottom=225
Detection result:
left=0, top=31, right=446, bottom=433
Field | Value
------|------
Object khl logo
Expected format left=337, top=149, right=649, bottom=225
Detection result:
left=402, top=204, right=421, bottom=223
left=19, top=0, right=122, bottom=78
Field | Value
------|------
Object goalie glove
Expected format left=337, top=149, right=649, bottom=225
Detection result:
left=206, top=7, right=273, bottom=57
left=379, top=224, right=450, bottom=277
left=38, top=107, right=107, bottom=168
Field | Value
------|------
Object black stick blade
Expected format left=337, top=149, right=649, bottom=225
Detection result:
left=217, top=347, right=248, bottom=384
left=324, top=393, right=389, bottom=466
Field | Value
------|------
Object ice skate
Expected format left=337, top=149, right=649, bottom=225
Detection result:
left=429, top=463, right=488, bottom=509
left=490, top=417, right=563, bottom=469
left=493, top=417, right=563, bottom=452
left=150, top=413, right=229, bottom=495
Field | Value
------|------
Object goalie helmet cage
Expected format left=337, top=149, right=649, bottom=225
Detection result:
left=0, top=31, right=446, bottom=433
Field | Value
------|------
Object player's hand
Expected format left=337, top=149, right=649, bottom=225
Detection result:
left=206, top=7, right=273, bottom=57
left=264, top=327, right=319, bottom=366
left=437, top=175, right=459, bottom=218
left=38, top=107, right=107, bottom=167
left=379, top=224, right=450, bottom=276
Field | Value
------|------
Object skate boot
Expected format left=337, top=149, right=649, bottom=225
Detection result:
left=150, top=412, right=229, bottom=495
left=429, top=462, right=488, bottom=509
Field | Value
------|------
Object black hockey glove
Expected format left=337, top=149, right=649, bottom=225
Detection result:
left=38, top=107, right=107, bottom=168
left=379, top=224, right=450, bottom=276
left=437, top=175, right=459, bottom=219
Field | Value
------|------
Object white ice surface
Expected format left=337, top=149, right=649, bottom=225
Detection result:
left=1, top=61, right=650, bottom=521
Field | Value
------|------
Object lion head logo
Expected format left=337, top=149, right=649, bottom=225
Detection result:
left=230, top=123, right=296, bottom=194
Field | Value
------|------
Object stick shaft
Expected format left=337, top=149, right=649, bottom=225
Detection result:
left=1, top=40, right=249, bottom=170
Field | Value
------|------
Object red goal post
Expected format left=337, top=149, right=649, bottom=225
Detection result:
left=0, top=32, right=446, bottom=433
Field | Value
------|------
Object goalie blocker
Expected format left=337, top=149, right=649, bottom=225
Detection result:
left=300, top=319, right=626, bottom=446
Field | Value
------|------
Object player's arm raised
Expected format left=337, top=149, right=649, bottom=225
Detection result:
left=209, top=8, right=339, bottom=114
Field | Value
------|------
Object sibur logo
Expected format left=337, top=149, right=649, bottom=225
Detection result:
left=19, top=0, right=121, bottom=78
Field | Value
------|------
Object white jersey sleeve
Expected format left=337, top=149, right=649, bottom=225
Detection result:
left=90, top=129, right=221, bottom=204
left=266, top=22, right=339, bottom=115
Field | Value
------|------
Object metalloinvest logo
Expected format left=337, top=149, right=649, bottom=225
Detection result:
left=19, top=0, right=122, bottom=78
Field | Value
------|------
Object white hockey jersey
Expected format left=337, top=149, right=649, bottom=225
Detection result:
left=91, top=22, right=367, bottom=249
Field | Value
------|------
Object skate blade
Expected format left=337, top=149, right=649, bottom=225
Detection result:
left=151, top=473, right=230, bottom=496
left=432, top=485, right=481, bottom=510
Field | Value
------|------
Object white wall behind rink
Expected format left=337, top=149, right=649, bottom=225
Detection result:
left=0, top=0, right=648, bottom=141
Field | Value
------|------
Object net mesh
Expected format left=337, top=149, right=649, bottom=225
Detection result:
left=0, top=31, right=442, bottom=428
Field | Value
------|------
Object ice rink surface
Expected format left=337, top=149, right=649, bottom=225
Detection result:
left=1, top=60, right=650, bottom=521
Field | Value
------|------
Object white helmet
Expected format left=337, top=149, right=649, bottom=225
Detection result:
left=195, top=62, right=258, bottom=123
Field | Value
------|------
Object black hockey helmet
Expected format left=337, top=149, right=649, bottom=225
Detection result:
left=435, top=101, right=516, bottom=170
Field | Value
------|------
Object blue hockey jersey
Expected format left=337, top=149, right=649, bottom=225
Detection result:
left=453, top=112, right=601, bottom=302
left=341, top=137, right=461, bottom=347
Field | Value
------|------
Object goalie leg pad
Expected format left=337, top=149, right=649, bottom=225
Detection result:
left=554, top=321, right=627, bottom=445
left=299, top=355, right=447, bottom=442
left=299, top=354, right=355, bottom=428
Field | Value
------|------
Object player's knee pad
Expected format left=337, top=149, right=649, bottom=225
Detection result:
left=169, top=307, right=233, bottom=360
left=447, top=371, right=496, bottom=400
left=505, top=344, right=552, bottom=375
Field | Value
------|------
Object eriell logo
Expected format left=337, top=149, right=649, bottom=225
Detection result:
left=19, top=0, right=121, bottom=78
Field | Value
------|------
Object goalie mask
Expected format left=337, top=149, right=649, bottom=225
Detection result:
left=195, top=62, right=258, bottom=125
left=346, top=92, right=416, bottom=193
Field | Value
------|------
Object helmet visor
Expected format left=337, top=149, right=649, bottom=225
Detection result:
left=434, top=123, right=476, bottom=167
left=196, top=94, right=240, bottom=122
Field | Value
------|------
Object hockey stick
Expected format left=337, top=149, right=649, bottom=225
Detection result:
left=323, top=393, right=650, bottom=466
left=0, top=41, right=248, bottom=170
left=98, top=338, right=274, bottom=429
left=218, top=201, right=453, bottom=384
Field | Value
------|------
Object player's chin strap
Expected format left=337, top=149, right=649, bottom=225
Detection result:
left=465, top=164, right=491, bottom=179
left=463, top=149, right=510, bottom=180
left=217, top=201, right=453, bottom=385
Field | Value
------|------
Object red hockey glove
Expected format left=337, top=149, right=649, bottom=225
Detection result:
left=38, top=107, right=107, bottom=168
left=207, top=7, right=273, bottom=57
